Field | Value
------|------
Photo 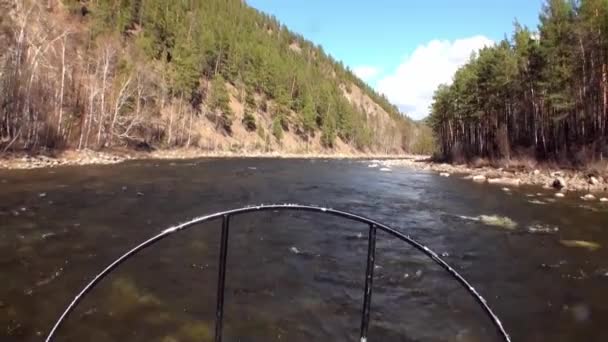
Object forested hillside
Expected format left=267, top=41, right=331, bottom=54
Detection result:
left=0, top=0, right=431, bottom=155
left=429, top=0, right=608, bottom=164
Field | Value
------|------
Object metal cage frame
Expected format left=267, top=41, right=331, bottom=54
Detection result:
left=45, top=204, right=511, bottom=342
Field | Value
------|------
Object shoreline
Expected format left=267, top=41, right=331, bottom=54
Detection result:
left=379, top=157, right=608, bottom=199
left=0, top=149, right=413, bottom=170
left=2, top=149, right=606, bottom=199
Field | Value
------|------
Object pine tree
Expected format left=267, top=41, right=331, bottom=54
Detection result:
left=272, top=116, right=283, bottom=141
left=429, top=0, right=608, bottom=162
left=242, top=111, right=256, bottom=131
left=209, top=74, right=233, bottom=132
left=321, top=114, right=336, bottom=148
left=300, top=93, right=317, bottom=135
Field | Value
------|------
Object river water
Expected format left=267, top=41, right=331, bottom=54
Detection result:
left=1, top=158, right=607, bottom=341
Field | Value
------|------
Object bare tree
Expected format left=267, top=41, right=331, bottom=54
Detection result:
left=97, top=43, right=114, bottom=147
left=57, top=33, right=68, bottom=138
left=109, top=74, right=133, bottom=145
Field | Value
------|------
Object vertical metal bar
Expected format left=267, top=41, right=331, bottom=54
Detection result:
left=360, top=224, right=377, bottom=342
left=214, top=215, right=230, bottom=342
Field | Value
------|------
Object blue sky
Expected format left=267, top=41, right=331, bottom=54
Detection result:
left=247, top=0, right=544, bottom=119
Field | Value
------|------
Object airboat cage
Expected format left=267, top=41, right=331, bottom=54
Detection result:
left=45, top=204, right=511, bottom=342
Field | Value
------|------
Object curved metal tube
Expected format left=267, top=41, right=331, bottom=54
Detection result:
left=45, top=204, right=511, bottom=342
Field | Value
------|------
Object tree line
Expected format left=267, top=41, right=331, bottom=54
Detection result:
left=429, top=0, right=608, bottom=164
left=0, top=0, right=430, bottom=154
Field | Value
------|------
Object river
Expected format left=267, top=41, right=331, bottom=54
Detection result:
left=1, top=158, right=607, bottom=341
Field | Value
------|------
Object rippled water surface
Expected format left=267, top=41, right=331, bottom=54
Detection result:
left=1, top=158, right=608, bottom=341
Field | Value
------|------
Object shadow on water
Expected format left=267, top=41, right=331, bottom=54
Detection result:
left=1, top=158, right=608, bottom=341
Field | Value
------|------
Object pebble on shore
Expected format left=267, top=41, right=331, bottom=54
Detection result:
left=488, top=178, right=521, bottom=186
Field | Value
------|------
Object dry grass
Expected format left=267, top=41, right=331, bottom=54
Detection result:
left=221, top=83, right=359, bottom=155
left=340, top=82, right=405, bottom=152
left=585, top=160, right=608, bottom=178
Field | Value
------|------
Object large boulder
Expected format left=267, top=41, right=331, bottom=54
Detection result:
left=472, top=175, right=487, bottom=183
left=552, top=177, right=567, bottom=190
left=581, top=194, right=596, bottom=201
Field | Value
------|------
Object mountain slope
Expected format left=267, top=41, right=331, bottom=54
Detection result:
left=0, top=0, right=432, bottom=154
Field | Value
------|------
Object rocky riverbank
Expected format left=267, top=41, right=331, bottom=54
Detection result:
left=4, top=150, right=606, bottom=201
left=0, top=149, right=409, bottom=170
left=0, top=150, right=129, bottom=169
left=380, top=156, right=608, bottom=200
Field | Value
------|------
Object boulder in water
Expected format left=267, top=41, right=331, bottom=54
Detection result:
left=581, top=194, right=596, bottom=201
left=479, top=215, right=517, bottom=229
left=593, top=268, right=608, bottom=278
left=555, top=192, right=566, bottom=198
left=527, top=224, right=559, bottom=234
left=174, top=321, right=213, bottom=342
left=439, top=172, right=450, bottom=177
left=560, top=240, right=601, bottom=251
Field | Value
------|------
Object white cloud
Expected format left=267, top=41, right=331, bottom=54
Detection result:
left=353, top=66, right=380, bottom=80
left=376, top=35, right=494, bottom=120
